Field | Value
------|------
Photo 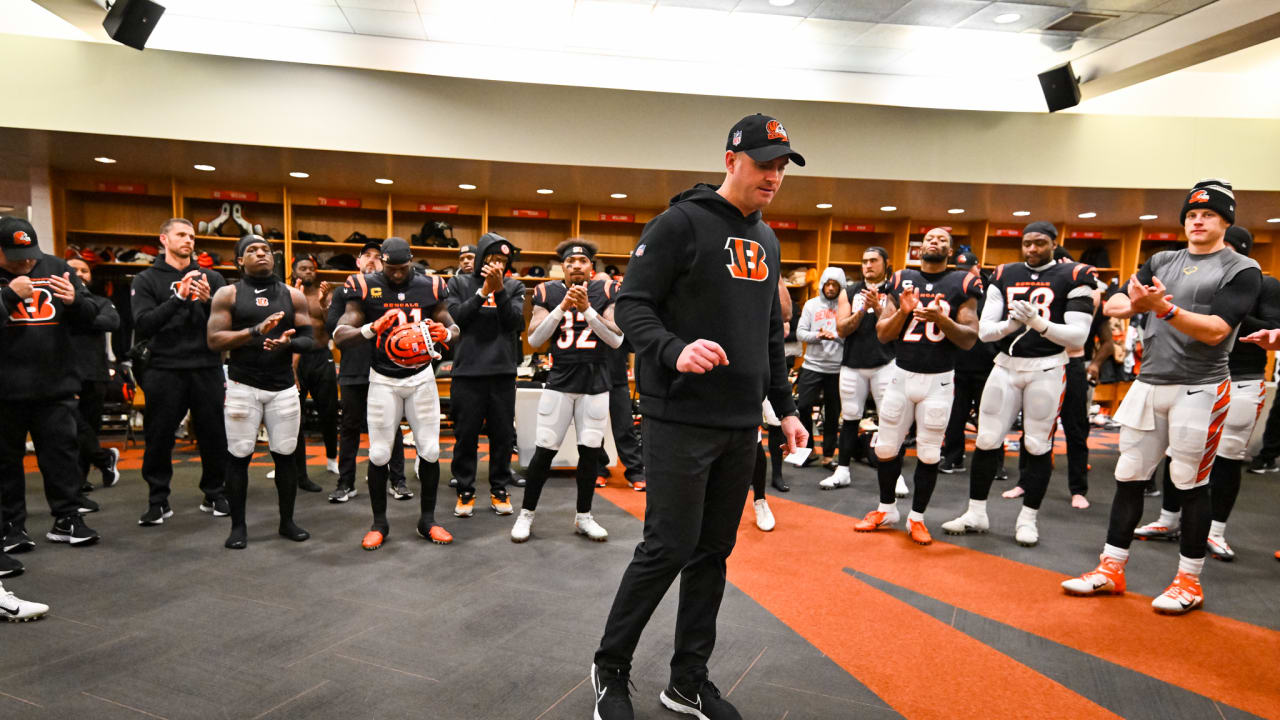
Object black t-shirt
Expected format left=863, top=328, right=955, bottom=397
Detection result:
left=344, top=271, right=449, bottom=380
left=532, top=278, right=617, bottom=394
left=841, top=279, right=894, bottom=369
left=989, top=261, right=1097, bottom=358
left=883, top=268, right=983, bottom=374
left=227, top=277, right=297, bottom=392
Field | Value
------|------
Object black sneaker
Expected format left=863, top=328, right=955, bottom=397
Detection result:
left=81, top=480, right=95, bottom=494
left=1143, top=486, right=1162, bottom=498
left=939, top=459, right=965, bottom=474
left=47, top=515, right=100, bottom=546
left=0, top=552, right=23, bottom=578
left=328, top=485, right=357, bottom=503
left=200, top=496, right=230, bottom=517
left=298, top=476, right=323, bottom=493
left=995, top=466, right=1009, bottom=482
left=76, top=496, right=100, bottom=514
left=389, top=479, right=414, bottom=500
left=1247, top=457, right=1278, bottom=474
left=3, top=527, right=35, bottom=554
left=139, top=504, right=173, bottom=526
left=511, top=471, right=527, bottom=488
left=659, top=679, right=741, bottom=720
left=590, top=664, right=634, bottom=720
left=101, top=447, right=121, bottom=487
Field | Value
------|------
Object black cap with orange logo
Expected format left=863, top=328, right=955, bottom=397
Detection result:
left=0, top=217, right=42, bottom=261
left=726, top=114, right=806, bottom=167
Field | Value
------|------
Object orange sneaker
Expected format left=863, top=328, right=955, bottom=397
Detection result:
left=907, top=518, right=932, bottom=545
left=1152, top=572, right=1204, bottom=615
left=854, top=509, right=899, bottom=532
left=1061, top=556, right=1126, bottom=596
left=454, top=494, right=475, bottom=518
left=418, top=522, right=453, bottom=545
left=629, top=478, right=646, bottom=492
left=595, top=476, right=608, bottom=488
left=361, top=530, right=385, bottom=551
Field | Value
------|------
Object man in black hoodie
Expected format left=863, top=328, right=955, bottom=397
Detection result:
left=590, top=114, right=807, bottom=720
left=445, top=232, right=525, bottom=518
left=67, top=257, right=122, bottom=495
left=0, top=218, right=101, bottom=550
left=130, top=218, right=230, bottom=526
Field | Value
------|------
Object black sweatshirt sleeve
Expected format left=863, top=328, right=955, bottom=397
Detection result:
left=615, top=210, right=693, bottom=371
left=1210, top=267, right=1262, bottom=328
left=132, top=274, right=186, bottom=337
left=765, top=274, right=797, bottom=417
left=446, top=277, right=486, bottom=328
left=0, top=286, right=19, bottom=329
left=1240, top=275, right=1280, bottom=334
left=90, top=294, right=121, bottom=332
left=496, top=280, right=526, bottom=332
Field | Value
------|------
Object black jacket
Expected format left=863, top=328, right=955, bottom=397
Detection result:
left=71, top=292, right=120, bottom=383
left=1229, top=273, right=1280, bottom=381
left=0, top=254, right=96, bottom=400
left=445, top=233, right=526, bottom=378
left=326, top=289, right=372, bottom=386
left=616, top=184, right=795, bottom=429
left=130, top=255, right=226, bottom=369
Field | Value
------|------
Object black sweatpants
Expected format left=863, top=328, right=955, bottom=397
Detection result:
left=941, top=369, right=990, bottom=467
left=294, top=350, right=339, bottom=480
left=450, top=375, right=515, bottom=497
left=795, top=368, right=840, bottom=458
left=139, top=366, right=227, bottom=508
left=1254, top=393, right=1280, bottom=463
left=1061, top=357, right=1090, bottom=497
left=337, top=382, right=405, bottom=490
left=0, top=396, right=83, bottom=530
left=599, top=382, right=644, bottom=482
left=595, top=418, right=756, bottom=682
left=76, top=380, right=113, bottom=477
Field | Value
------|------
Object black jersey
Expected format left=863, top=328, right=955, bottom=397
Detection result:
left=841, top=279, right=894, bottom=369
left=532, top=278, right=617, bottom=394
left=344, top=271, right=448, bottom=380
left=227, top=277, right=297, bottom=392
left=883, top=268, right=982, bottom=374
left=990, top=261, right=1097, bottom=358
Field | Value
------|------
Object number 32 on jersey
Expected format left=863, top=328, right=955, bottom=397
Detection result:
left=557, top=311, right=597, bottom=349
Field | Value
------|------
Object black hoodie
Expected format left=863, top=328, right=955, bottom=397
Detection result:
left=617, top=183, right=795, bottom=429
left=445, top=232, right=526, bottom=377
left=130, top=254, right=226, bottom=369
left=0, top=253, right=96, bottom=400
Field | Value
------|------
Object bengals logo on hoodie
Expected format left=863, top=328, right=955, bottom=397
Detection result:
left=724, top=237, right=769, bottom=282
left=7, top=285, right=56, bottom=324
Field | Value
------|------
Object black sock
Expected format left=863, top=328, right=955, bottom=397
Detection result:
left=767, top=426, right=786, bottom=480
left=520, top=446, right=556, bottom=512
left=968, top=447, right=1003, bottom=501
left=837, top=419, right=856, bottom=467
left=1104, top=481, right=1146, bottom=550
left=418, top=458, right=440, bottom=526
left=271, top=451, right=299, bottom=530
left=911, top=461, right=939, bottom=514
left=1021, top=452, right=1053, bottom=510
left=1179, top=484, right=1211, bottom=560
left=1209, top=458, right=1242, bottom=522
left=752, top=443, right=767, bottom=501
left=876, top=454, right=903, bottom=505
left=576, top=445, right=598, bottom=514
left=226, top=453, right=252, bottom=529
left=368, top=461, right=390, bottom=533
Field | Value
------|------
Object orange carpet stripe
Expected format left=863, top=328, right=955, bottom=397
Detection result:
left=597, top=483, right=1280, bottom=720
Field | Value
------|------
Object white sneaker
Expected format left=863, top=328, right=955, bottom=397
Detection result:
left=1133, top=520, right=1179, bottom=541
left=1207, top=535, right=1235, bottom=562
left=895, top=475, right=909, bottom=498
left=941, top=510, right=989, bottom=535
left=754, top=498, right=775, bottom=532
left=326, top=457, right=339, bottom=474
left=0, top=587, right=49, bottom=622
left=511, top=509, right=534, bottom=543
left=266, top=469, right=276, bottom=480
left=819, top=466, right=850, bottom=490
left=1015, top=518, right=1039, bottom=547
left=575, top=513, right=608, bottom=542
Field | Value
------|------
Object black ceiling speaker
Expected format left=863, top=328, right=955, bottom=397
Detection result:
left=102, top=0, right=166, bottom=51
left=1038, top=62, right=1081, bottom=113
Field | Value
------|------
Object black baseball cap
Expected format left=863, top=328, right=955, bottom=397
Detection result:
left=360, top=239, right=382, bottom=254
left=954, top=251, right=978, bottom=270
left=381, top=237, right=413, bottom=264
left=459, top=244, right=477, bottom=256
left=0, top=217, right=42, bottom=261
left=726, top=114, right=806, bottom=166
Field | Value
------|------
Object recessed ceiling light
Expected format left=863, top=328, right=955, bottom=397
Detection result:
left=1078, top=211, right=1097, bottom=219
left=193, top=164, right=215, bottom=172
left=1139, top=214, right=1158, bottom=221
left=94, top=156, right=116, bottom=164
left=948, top=208, right=964, bottom=215
left=374, top=178, right=393, bottom=185
left=816, top=203, right=833, bottom=209
left=768, top=0, right=796, bottom=6
left=994, top=12, right=1021, bottom=24
left=536, top=188, right=554, bottom=195
left=289, top=171, right=309, bottom=178
left=1268, top=218, right=1280, bottom=223
left=880, top=205, right=897, bottom=212
left=610, top=193, right=628, bottom=199
left=1013, top=210, right=1031, bottom=217
left=458, top=183, right=477, bottom=190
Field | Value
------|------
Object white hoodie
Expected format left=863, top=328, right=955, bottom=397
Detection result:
left=797, top=267, right=846, bottom=374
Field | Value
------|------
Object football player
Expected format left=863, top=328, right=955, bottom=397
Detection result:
left=1062, top=179, right=1261, bottom=614
left=511, top=240, right=623, bottom=543
left=333, top=237, right=459, bottom=551
left=940, top=222, right=1095, bottom=547
left=855, top=228, right=981, bottom=544
left=207, top=235, right=315, bottom=549
left=288, top=254, right=339, bottom=490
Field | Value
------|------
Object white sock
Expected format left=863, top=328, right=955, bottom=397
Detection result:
left=1017, top=506, right=1038, bottom=525
left=907, top=510, right=924, bottom=523
left=1209, top=520, right=1227, bottom=538
left=968, top=499, right=987, bottom=516
left=1178, top=554, right=1205, bottom=576
left=878, top=502, right=897, bottom=514
left=1157, top=508, right=1179, bottom=527
left=576, top=512, right=591, bottom=522
left=1102, top=544, right=1129, bottom=563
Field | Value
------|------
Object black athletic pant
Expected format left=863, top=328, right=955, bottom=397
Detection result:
left=293, top=350, right=339, bottom=481
left=139, top=366, right=226, bottom=508
left=450, top=375, right=515, bottom=498
left=795, top=368, right=840, bottom=458
left=75, top=380, right=113, bottom=477
left=1254, top=394, right=1280, bottom=463
left=337, top=382, right=405, bottom=491
left=0, top=396, right=83, bottom=530
left=595, top=418, right=756, bottom=682
left=941, top=369, right=990, bottom=467
left=520, top=445, right=597, bottom=513
left=1159, top=457, right=1243, bottom=525
left=599, top=382, right=644, bottom=482
left=1061, top=358, right=1090, bottom=496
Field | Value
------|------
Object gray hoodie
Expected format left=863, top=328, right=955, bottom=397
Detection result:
left=797, top=267, right=846, bottom=374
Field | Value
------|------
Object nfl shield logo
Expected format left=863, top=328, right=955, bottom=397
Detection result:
left=634, top=244, right=646, bottom=257
left=1031, top=273, right=1039, bottom=280
left=398, top=293, right=405, bottom=300
left=926, top=283, right=933, bottom=291
left=732, top=130, right=742, bottom=147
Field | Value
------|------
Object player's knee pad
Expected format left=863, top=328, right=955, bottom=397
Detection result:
left=227, top=435, right=256, bottom=458
left=974, top=384, right=1008, bottom=451
left=535, top=391, right=572, bottom=451
left=576, top=394, right=609, bottom=449
left=839, top=370, right=865, bottom=421
left=368, top=442, right=392, bottom=467
left=1216, top=398, right=1256, bottom=461
left=975, top=424, right=1004, bottom=452
left=1167, top=456, right=1207, bottom=490
left=878, top=389, right=906, bottom=426
left=1113, top=427, right=1152, bottom=483
left=914, top=402, right=949, bottom=464
left=1021, top=434, right=1052, bottom=457
left=417, top=439, right=440, bottom=463
left=264, top=392, right=300, bottom=455
left=267, top=433, right=298, bottom=456
left=224, top=402, right=258, bottom=458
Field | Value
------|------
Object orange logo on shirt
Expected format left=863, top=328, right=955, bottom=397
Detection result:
left=724, top=237, right=769, bottom=282
left=8, top=288, right=55, bottom=322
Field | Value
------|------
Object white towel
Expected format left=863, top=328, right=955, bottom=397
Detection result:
left=1113, top=381, right=1156, bottom=431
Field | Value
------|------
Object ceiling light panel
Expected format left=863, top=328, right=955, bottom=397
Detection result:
left=810, top=0, right=912, bottom=23
left=885, top=0, right=991, bottom=29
